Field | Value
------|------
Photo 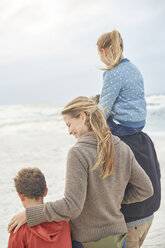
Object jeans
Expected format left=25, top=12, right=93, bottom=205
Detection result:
left=72, top=238, right=127, bottom=248
left=72, top=241, right=83, bottom=248
left=122, top=238, right=127, bottom=248
left=107, top=119, right=144, bottom=136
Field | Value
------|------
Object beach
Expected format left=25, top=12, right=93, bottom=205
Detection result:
left=0, top=95, right=165, bottom=247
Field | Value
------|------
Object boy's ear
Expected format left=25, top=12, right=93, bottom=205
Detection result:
left=17, top=192, right=25, bottom=202
left=43, top=187, right=48, bottom=198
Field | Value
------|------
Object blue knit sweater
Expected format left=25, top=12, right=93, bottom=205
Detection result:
left=98, top=59, right=146, bottom=128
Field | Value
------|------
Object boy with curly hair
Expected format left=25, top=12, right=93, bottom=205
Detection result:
left=8, top=168, right=72, bottom=248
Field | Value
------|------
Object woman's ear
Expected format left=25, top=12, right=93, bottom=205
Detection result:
left=80, top=112, right=87, bottom=124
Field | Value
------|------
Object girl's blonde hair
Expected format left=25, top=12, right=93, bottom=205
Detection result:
left=97, top=30, right=123, bottom=70
left=61, top=96, right=115, bottom=179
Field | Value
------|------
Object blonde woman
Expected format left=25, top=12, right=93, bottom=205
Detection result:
left=97, top=30, right=146, bottom=136
left=8, top=97, right=153, bottom=248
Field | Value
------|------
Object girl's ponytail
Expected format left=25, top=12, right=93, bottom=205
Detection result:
left=97, top=30, right=123, bottom=70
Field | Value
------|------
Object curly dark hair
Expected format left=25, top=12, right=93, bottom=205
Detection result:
left=14, top=168, right=46, bottom=199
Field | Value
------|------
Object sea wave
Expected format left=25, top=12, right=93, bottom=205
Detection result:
left=146, top=94, right=165, bottom=117
left=0, top=94, right=165, bottom=133
left=0, top=104, right=63, bottom=130
left=0, top=104, right=63, bottom=133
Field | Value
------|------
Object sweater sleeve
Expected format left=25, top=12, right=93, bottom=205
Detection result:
left=122, top=154, right=154, bottom=204
left=98, top=70, right=122, bottom=120
left=26, top=147, right=88, bottom=227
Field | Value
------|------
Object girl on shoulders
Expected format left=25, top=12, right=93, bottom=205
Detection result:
left=97, top=30, right=146, bottom=136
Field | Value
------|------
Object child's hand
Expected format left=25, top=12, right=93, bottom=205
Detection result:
left=8, top=210, right=27, bottom=233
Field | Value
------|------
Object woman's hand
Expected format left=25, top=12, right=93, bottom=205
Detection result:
left=8, top=210, right=27, bottom=233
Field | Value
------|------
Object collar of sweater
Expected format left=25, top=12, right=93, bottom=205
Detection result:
left=76, top=132, right=121, bottom=147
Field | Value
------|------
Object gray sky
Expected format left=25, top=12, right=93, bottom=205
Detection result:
left=0, top=0, right=165, bottom=105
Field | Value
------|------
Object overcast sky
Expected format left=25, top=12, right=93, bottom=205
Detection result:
left=0, top=0, right=165, bottom=105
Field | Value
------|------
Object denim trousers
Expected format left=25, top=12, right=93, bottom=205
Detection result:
left=72, top=241, right=83, bottom=248
left=107, top=119, right=143, bottom=136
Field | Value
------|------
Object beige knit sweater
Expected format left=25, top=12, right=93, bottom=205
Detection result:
left=26, top=133, right=153, bottom=242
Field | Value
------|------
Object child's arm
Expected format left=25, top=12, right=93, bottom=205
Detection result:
left=98, top=70, right=122, bottom=120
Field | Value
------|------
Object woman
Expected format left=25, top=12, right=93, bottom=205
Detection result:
left=8, top=96, right=153, bottom=248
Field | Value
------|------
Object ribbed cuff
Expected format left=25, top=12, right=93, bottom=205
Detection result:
left=26, top=204, right=47, bottom=227
left=127, top=214, right=154, bottom=227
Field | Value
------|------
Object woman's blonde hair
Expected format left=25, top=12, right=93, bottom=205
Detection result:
left=97, top=30, right=123, bottom=70
left=61, top=96, right=115, bottom=179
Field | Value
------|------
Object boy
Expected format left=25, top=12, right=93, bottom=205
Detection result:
left=8, top=168, right=72, bottom=248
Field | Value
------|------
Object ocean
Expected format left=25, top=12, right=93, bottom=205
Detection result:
left=0, top=94, right=165, bottom=247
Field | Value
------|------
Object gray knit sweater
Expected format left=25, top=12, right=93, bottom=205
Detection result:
left=26, top=133, right=153, bottom=242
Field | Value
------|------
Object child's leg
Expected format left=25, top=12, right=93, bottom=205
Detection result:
left=107, top=119, right=143, bottom=136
